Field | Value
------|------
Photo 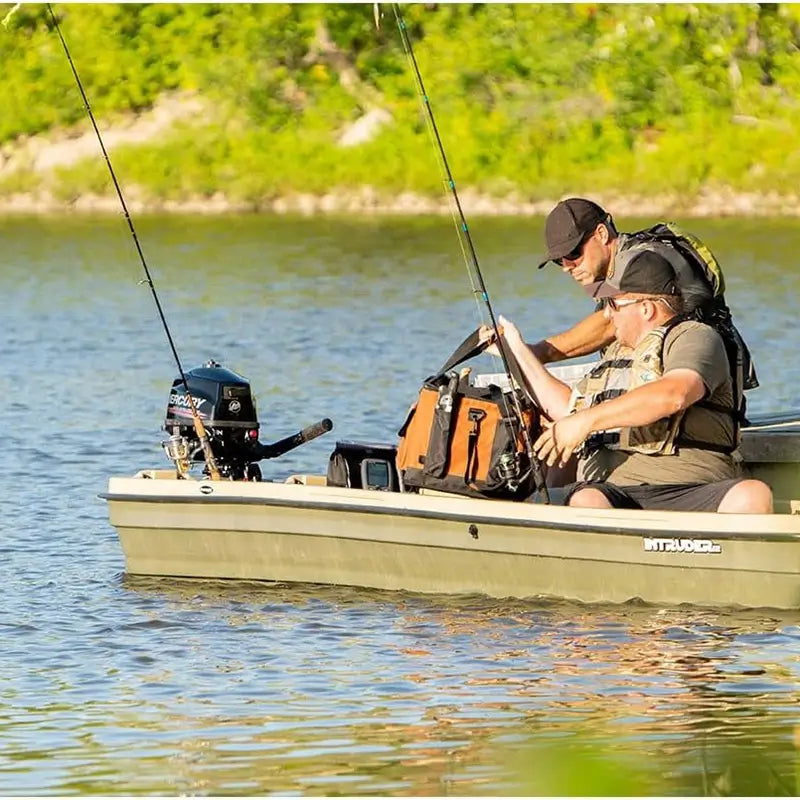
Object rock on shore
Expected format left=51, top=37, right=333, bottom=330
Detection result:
left=3, top=184, right=800, bottom=218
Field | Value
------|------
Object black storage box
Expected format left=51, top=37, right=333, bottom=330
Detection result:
left=327, top=440, right=400, bottom=491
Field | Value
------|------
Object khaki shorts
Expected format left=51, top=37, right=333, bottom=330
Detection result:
left=563, top=479, right=745, bottom=512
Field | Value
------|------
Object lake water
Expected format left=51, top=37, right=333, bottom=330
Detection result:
left=1, top=212, right=799, bottom=795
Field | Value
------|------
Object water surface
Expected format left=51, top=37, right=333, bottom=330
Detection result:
left=0, top=212, right=799, bottom=794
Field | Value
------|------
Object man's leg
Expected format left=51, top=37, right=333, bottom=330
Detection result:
left=564, top=482, right=640, bottom=509
left=716, top=479, right=773, bottom=513
left=568, top=487, right=613, bottom=508
left=622, top=479, right=773, bottom=513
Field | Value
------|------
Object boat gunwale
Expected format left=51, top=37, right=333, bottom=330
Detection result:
left=100, top=489, right=800, bottom=543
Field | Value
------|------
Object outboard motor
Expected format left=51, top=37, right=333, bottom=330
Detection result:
left=163, top=360, right=332, bottom=480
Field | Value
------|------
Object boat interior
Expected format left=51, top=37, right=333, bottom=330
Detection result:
left=148, top=363, right=800, bottom=515
left=138, top=407, right=800, bottom=515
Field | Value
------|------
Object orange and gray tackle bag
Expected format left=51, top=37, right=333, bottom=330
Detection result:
left=396, top=329, right=543, bottom=501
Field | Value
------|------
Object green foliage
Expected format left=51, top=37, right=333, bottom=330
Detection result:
left=511, top=724, right=800, bottom=797
left=4, top=3, right=800, bottom=205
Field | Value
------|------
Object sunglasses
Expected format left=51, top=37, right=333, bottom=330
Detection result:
left=605, top=297, right=650, bottom=312
left=556, top=229, right=594, bottom=265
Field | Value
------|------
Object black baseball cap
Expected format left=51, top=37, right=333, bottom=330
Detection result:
left=537, top=198, right=610, bottom=269
left=589, top=250, right=679, bottom=298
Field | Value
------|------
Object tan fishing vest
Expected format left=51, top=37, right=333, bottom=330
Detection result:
left=571, top=324, right=685, bottom=456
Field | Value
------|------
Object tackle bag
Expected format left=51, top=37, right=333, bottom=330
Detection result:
left=396, top=329, right=543, bottom=501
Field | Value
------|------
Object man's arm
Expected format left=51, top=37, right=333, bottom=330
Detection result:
left=534, top=369, right=706, bottom=466
left=581, top=368, right=705, bottom=432
left=531, top=310, right=615, bottom=363
left=496, top=316, right=573, bottom=420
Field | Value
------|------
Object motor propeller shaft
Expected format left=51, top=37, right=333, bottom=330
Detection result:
left=257, top=418, right=334, bottom=460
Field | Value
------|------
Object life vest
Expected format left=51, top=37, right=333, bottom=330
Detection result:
left=571, top=319, right=737, bottom=457
left=609, top=224, right=756, bottom=434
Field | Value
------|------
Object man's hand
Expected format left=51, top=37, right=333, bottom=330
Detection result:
left=534, top=413, right=593, bottom=467
left=477, top=322, right=503, bottom=357
left=480, top=316, right=528, bottom=359
left=497, top=315, right=523, bottom=346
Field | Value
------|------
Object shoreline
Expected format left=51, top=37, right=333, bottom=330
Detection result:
left=4, top=95, right=800, bottom=220
left=3, top=186, right=800, bottom=218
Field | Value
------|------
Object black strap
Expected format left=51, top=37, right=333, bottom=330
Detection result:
left=593, top=388, right=625, bottom=404
left=435, top=329, right=492, bottom=376
left=673, top=437, right=736, bottom=454
left=423, top=373, right=459, bottom=478
left=464, top=408, right=486, bottom=484
left=433, top=328, right=530, bottom=399
left=584, top=429, right=735, bottom=455
left=590, top=357, right=633, bottom=373
left=582, top=432, right=620, bottom=455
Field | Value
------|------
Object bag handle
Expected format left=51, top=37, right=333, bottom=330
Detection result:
left=434, top=328, right=491, bottom=377
left=433, top=328, right=538, bottom=409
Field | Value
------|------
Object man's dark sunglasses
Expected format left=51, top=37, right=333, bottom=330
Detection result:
left=556, top=230, right=592, bottom=265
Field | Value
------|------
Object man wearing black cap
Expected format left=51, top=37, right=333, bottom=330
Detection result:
left=527, top=196, right=757, bottom=449
left=496, top=249, right=772, bottom=513
left=532, top=197, right=754, bottom=373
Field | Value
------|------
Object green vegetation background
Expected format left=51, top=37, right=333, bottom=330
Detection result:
left=3, top=2, right=800, bottom=206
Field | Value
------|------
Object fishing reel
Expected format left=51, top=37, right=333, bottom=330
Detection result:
left=497, top=452, right=521, bottom=492
left=162, top=360, right=332, bottom=480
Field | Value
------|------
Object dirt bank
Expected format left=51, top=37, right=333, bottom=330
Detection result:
left=3, top=185, right=800, bottom=218
left=3, top=93, right=800, bottom=218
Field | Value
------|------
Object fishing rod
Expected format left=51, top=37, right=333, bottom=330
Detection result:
left=390, top=3, right=549, bottom=502
left=45, top=3, right=220, bottom=480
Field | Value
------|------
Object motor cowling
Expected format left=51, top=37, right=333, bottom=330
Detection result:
left=164, top=360, right=262, bottom=479
left=163, top=360, right=333, bottom=481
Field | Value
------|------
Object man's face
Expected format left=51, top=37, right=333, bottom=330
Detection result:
left=604, top=294, right=651, bottom=347
left=558, top=225, right=611, bottom=285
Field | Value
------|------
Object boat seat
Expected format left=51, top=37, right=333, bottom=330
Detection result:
left=741, top=408, right=800, bottom=464
left=135, top=469, right=181, bottom=479
left=744, top=408, right=800, bottom=430
left=741, top=431, right=800, bottom=463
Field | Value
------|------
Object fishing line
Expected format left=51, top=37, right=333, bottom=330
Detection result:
left=45, top=3, right=220, bottom=480
left=391, top=3, right=548, bottom=501
left=391, top=5, right=484, bottom=319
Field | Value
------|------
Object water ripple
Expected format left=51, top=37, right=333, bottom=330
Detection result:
left=0, top=215, right=799, bottom=794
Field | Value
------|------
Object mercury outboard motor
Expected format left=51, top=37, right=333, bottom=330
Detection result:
left=163, top=360, right=332, bottom=480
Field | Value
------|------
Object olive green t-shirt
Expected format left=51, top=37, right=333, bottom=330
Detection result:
left=585, top=320, right=740, bottom=485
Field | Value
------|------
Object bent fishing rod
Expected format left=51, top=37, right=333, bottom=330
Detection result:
left=390, top=3, right=549, bottom=502
left=45, top=3, right=220, bottom=480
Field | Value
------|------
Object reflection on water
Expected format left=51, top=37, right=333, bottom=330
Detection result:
left=0, top=213, right=799, bottom=794
left=5, top=575, right=799, bottom=795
